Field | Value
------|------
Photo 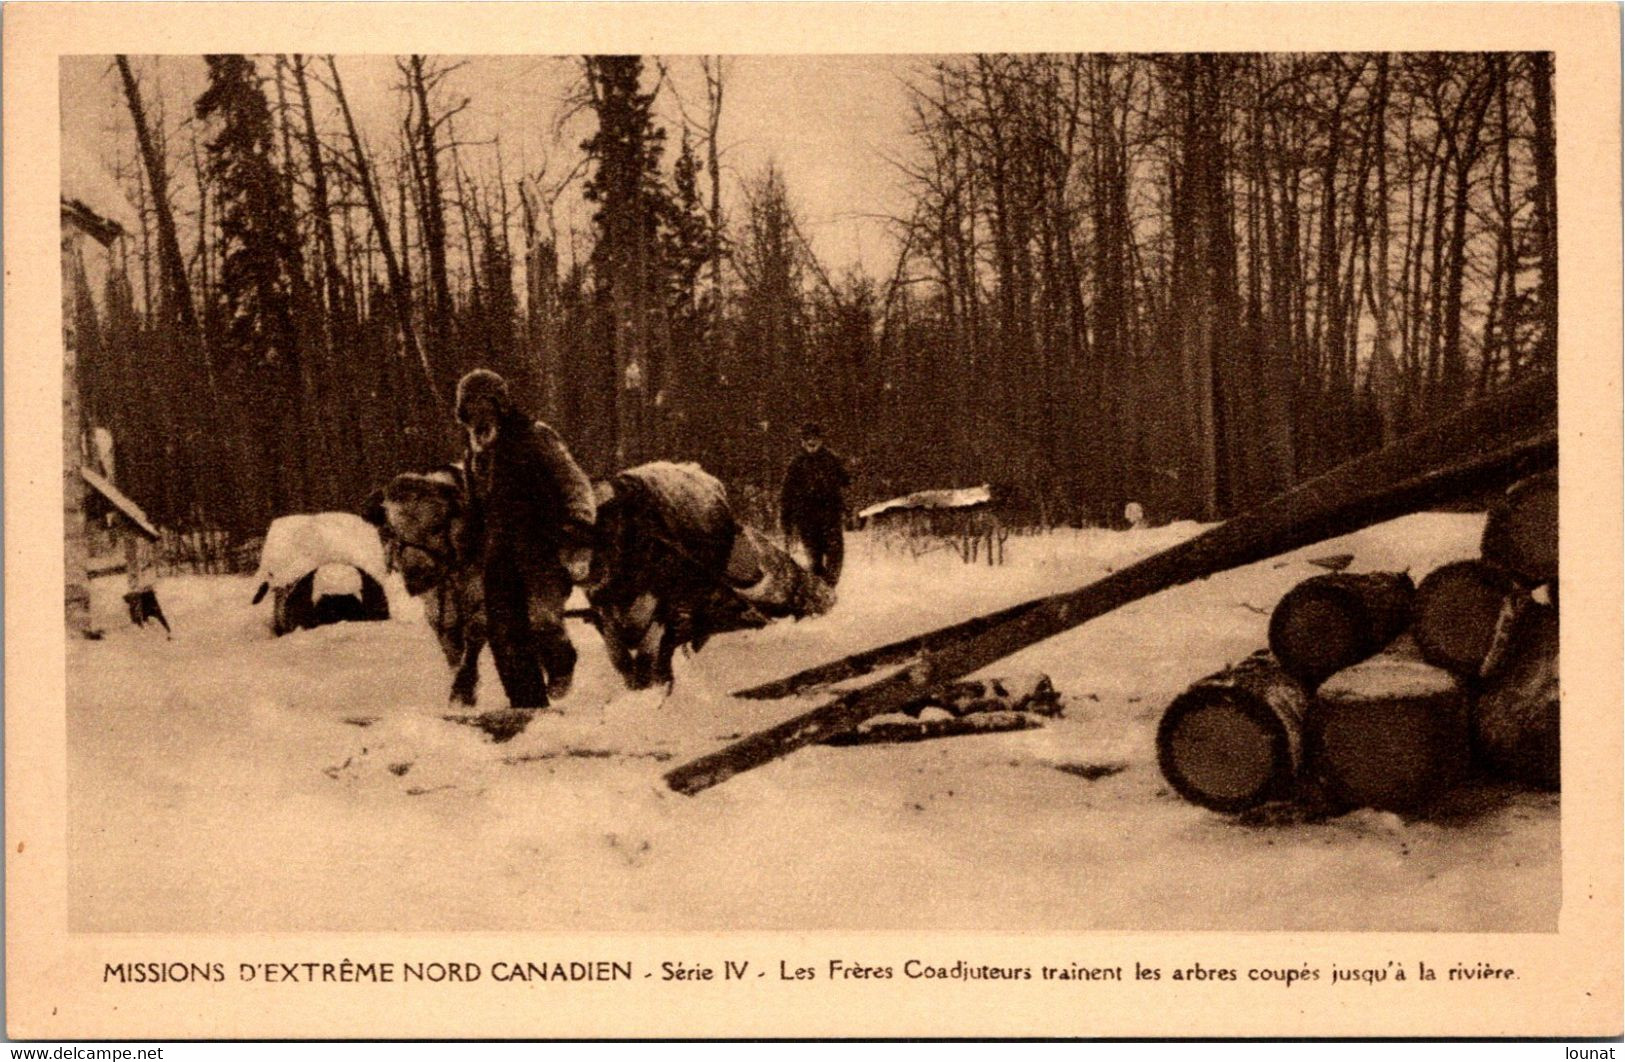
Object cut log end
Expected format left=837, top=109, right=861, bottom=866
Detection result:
left=1310, top=656, right=1469, bottom=812
left=1412, top=560, right=1519, bottom=677
left=1268, top=571, right=1414, bottom=685
left=1270, top=594, right=1363, bottom=683
left=1159, top=696, right=1285, bottom=809
left=1481, top=470, right=1558, bottom=586
left=1474, top=604, right=1560, bottom=790
left=1157, top=653, right=1308, bottom=814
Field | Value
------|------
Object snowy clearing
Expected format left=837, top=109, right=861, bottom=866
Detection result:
left=67, top=513, right=1558, bottom=932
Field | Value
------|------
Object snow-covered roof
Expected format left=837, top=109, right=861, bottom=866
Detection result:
left=858, top=484, right=992, bottom=522
left=60, top=197, right=126, bottom=247
left=80, top=467, right=159, bottom=540
left=254, top=513, right=388, bottom=591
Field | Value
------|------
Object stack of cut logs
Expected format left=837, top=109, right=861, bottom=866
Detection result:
left=1157, top=471, right=1557, bottom=815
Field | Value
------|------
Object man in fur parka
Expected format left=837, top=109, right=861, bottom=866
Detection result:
left=455, top=369, right=596, bottom=708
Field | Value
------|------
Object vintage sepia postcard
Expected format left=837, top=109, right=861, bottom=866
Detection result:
left=5, top=1, right=1621, bottom=1041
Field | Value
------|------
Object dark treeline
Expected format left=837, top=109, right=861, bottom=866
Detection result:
left=72, top=52, right=1554, bottom=540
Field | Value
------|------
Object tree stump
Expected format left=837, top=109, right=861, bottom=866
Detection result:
left=1474, top=603, right=1560, bottom=790
left=1267, top=571, right=1416, bottom=686
left=1481, top=470, right=1558, bottom=587
left=1412, top=560, right=1522, bottom=677
left=1157, top=651, right=1310, bottom=813
left=1308, top=655, right=1469, bottom=812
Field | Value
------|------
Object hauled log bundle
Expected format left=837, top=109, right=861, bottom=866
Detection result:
left=1308, top=656, right=1469, bottom=812
left=1412, top=560, right=1524, bottom=677
left=1267, top=571, right=1416, bottom=686
left=1473, top=603, right=1560, bottom=790
left=733, top=381, right=1556, bottom=704
left=729, top=524, right=836, bottom=619
left=1480, top=471, right=1558, bottom=587
left=1156, top=652, right=1311, bottom=813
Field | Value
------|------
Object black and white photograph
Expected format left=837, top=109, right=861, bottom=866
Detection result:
left=9, top=1, right=1621, bottom=1042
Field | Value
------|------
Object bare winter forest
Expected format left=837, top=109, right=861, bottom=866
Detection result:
left=64, top=52, right=1556, bottom=545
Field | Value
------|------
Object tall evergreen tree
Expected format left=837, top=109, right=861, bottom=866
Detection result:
left=195, top=54, right=308, bottom=526
left=581, top=55, right=673, bottom=465
left=661, top=131, right=713, bottom=441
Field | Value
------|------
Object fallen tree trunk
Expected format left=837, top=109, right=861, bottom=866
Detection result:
left=732, top=598, right=1035, bottom=700
left=1156, top=651, right=1310, bottom=813
left=1267, top=571, right=1416, bottom=686
left=1412, top=559, right=1523, bottom=677
left=1481, top=470, right=1558, bottom=587
left=665, top=375, right=1554, bottom=795
left=1308, top=655, right=1470, bottom=811
left=1474, top=602, right=1560, bottom=790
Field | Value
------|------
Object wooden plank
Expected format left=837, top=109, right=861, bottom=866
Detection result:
left=665, top=374, right=1555, bottom=795
left=81, top=466, right=161, bottom=540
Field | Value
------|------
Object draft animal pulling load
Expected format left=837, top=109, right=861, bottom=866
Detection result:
left=590, top=460, right=834, bottom=689
left=365, top=466, right=486, bottom=706
left=368, top=456, right=833, bottom=705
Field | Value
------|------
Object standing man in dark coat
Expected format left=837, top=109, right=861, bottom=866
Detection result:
left=455, top=369, right=596, bottom=709
left=779, top=421, right=850, bottom=586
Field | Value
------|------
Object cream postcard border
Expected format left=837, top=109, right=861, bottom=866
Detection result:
left=5, top=2, right=1620, bottom=1040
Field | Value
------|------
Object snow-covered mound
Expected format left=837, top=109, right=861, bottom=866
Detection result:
left=254, top=512, right=387, bottom=593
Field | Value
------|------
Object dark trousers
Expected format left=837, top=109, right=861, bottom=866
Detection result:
left=795, top=521, right=845, bottom=587
left=484, top=548, right=575, bottom=708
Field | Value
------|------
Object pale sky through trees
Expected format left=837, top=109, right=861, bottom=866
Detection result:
left=60, top=53, right=920, bottom=276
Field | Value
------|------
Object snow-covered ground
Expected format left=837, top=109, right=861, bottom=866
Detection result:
left=66, top=513, right=1558, bottom=932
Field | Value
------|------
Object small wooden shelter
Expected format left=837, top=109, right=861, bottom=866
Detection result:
left=62, top=197, right=126, bottom=636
